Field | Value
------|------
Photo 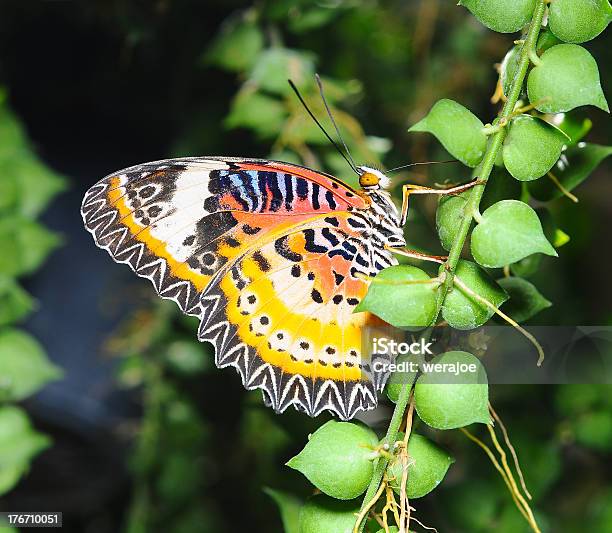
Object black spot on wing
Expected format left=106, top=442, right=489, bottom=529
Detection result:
left=252, top=251, right=271, bottom=272
left=242, top=224, right=261, bottom=235
left=304, top=229, right=328, bottom=253
left=347, top=217, right=367, bottom=230
left=329, top=249, right=353, bottom=260
left=311, top=289, right=323, bottom=303
left=284, top=174, right=294, bottom=210
left=275, top=235, right=303, bottom=262
left=325, top=190, right=337, bottom=209
left=261, top=171, right=283, bottom=212
left=140, top=185, right=155, bottom=198
left=311, top=183, right=321, bottom=210
left=342, top=241, right=358, bottom=254
left=321, top=227, right=339, bottom=247
left=296, top=178, right=309, bottom=200
left=356, top=254, right=369, bottom=267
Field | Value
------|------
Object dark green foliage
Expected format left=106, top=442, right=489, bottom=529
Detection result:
left=0, top=98, right=65, bottom=501
left=1, top=1, right=610, bottom=532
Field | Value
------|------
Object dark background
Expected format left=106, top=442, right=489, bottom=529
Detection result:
left=0, top=1, right=610, bottom=532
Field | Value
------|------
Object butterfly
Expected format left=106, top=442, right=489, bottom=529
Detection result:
left=81, top=78, right=475, bottom=419
left=81, top=156, right=411, bottom=419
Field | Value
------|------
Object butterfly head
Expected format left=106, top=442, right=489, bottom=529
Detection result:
left=358, top=166, right=391, bottom=190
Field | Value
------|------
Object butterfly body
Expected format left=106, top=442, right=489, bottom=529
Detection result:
left=82, top=157, right=405, bottom=419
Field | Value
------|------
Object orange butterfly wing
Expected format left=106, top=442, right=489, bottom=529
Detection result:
left=81, top=157, right=396, bottom=418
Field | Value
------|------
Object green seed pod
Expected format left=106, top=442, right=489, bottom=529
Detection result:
left=527, top=44, right=609, bottom=113
left=409, top=99, right=487, bottom=168
left=287, top=420, right=378, bottom=500
left=414, top=351, right=490, bottom=429
left=387, top=433, right=454, bottom=498
left=548, top=0, right=612, bottom=43
left=471, top=200, right=557, bottom=268
left=460, top=0, right=536, bottom=33
left=502, top=115, right=567, bottom=182
left=299, top=494, right=360, bottom=533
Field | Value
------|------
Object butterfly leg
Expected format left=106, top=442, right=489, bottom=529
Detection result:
left=386, top=246, right=447, bottom=264
left=399, top=178, right=483, bottom=226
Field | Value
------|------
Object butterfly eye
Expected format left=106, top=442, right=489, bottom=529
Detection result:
left=359, top=172, right=380, bottom=188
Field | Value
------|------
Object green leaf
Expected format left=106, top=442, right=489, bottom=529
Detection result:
left=537, top=208, right=570, bottom=248
left=548, top=0, right=612, bottom=43
left=554, top=112, right=593, bottom=146
left=249, top=48, right=315, bottom=95
left=510, top=254, right=542, bottom=278
left=409, top=99, right=487, bottom=167
left=536, top=28, right=563, bottom=53
left=436, top=193, right=468, bottom=252
left=480, top=167, right=522, bottom=210
left=0, top=156, right=67, bottom=218
left=355, top=265, right=439, bottom=328
left=225, top=90, right=288, bottom=139
left=205, top=15, right=264, bottom=72
left=459, top=0, right=536, bottom=32
left=385, top=354, right=419, bottom=403
left=500, top=45, right=520, bottom=97
left=0, top=173, right=19, bottom=213
left=497, top=277, right=552, bottom=322
left=264, top=488, right=302, bottom=533
left=0, top=103, right=67, bottom=217
left=471, top=200, right=557, bottom=268
left=0, top=217, right=62, bottom=277
left=0, top=464, right=25, bottom=501
left=527, top=44, right=609, bottom=113
left=288, top=6, right=339, bottom=33
left=282, top=106, right=354, bottom=146
left=0, top=406, right=51, bottom=495
left=528, top=143, right=612, bottom=201
left=573, top=411, right=612, bottom=451
left=0, top=329, right=63, bottom=402
left=0, top=100, right=29, bottom=160
left=387, top=434, right=454, bottom=498
left=299, top=494, right=360, bottom=533
left=0, top=276, right=35, bottom=326
left=444, top=482, right=498, bottom=530
left=116, top=355, right=144, bottom=388
left=414, top=351, right=490, bottom=429
left=554, top=384, right=602, bottom=415
left=164, top=340, right=211, bottom=375
left=441, top=260, right=508, bottom=330
left=286, top=420, right=378, bottom=500
left=502, top=115, right=567, bottom=181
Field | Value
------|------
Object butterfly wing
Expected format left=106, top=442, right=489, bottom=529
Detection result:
left=81, top=157, right=397, bottom=419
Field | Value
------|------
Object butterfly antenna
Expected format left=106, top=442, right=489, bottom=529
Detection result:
left=314, top=74, right=359, bottom=174
left=387, top=160, right=459, bottom=172
left=288, top=79, right=360, bottom=175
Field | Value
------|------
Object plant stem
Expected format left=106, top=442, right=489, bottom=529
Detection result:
left=438, top=0, right=546, bottom=302
left=356, top=377, right=413, bottom=532
left=355, top=2, right=547, bottom=530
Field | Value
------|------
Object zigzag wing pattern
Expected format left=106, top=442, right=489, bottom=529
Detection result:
left=81, top=157, right=397, bottom=419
